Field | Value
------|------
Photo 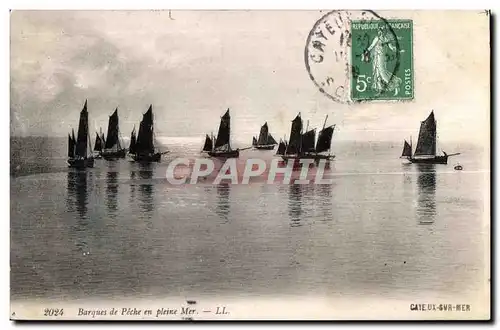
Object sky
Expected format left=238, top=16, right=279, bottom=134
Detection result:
left=10, top=10, right=490, bottom=145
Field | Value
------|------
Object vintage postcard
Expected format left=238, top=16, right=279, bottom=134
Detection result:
left=10, top=9, right=490, bottom=320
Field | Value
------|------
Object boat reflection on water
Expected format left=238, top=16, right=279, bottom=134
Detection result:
left=288, top=184, right=303, bottom=227
left=106, top=171, right=119, bottom=216
left=66, top=170, right=91, bottom=255
left=137, top=163, right=154, bottom=215
left=129, top=170, right=136, bottom=200
left=316, top=183, right=333, bottom=222
left=215, top=183, right=231, bottom=222
left=66, top=170, right=89, bottom=219
left=416, top=164, right=437, bottom=225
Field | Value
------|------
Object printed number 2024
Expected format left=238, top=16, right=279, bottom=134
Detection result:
left=44, top=308, right=64, bottom=316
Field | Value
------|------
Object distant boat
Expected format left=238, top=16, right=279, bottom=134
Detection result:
left=130, top=105, right=164, bottom=162
left=101, top=108, right=127, bottom=160
left=281, top=113, right=335, bottom=161
left=206, top=109, right=240, bottom=158
left=275, top=138, right=288, bottom=155
left=253, top=122, right=278, bottom=150
left=281, top=112, right=303, bottom=161
left=201, top=133, right=214, bottom=153
left=400, top=110, right=460, bottom=164
left=129, top=125, right=137, bottom=155
left=454, top=163, right=463, bottom=170
left=304, top=115, right=336, bottom=160
left=67, top=100, right=95, bottom=168
left=93, top=130, right=104, bottom=159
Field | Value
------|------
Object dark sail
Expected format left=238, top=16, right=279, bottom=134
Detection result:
left=414, top=111, right=437, bottom=157
left=252, top=136, right=257, bottom=146
left=214, top=109, right=231, bottom=150
left=285, top=114, right=303, bottom=155
left=267, top=133, right=277, bottom=145
left=68, top=133, right=75, bottom=158
left=94, top=132, right=103, bottom=151
left=99, top=127, right=105, bottom=146
left=302, top=129, right=316, bottom=153
left=257, top=122, right=269, bottom=145
left=203, top=134, right=213, bottom=152
left=129, top=127, right=137, bottom=154
left=315, top=125, right=334, bottom=153
left=104, top=109, right=120, bottom=149
left=401, top=140, right=412, bottom=157
left=75, top=100, right=89, bottom=158
left=276, top=139, right=287, bottom=155
left=136, top=105, right=155, bottom=154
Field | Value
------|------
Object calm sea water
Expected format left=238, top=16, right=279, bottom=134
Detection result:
left=10, top=137, right=490, bottom=303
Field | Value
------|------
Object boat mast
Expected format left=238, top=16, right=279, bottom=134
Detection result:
left=410, top=135, right=412, bottom=157
left=322, top=115, right=328, bottom=131
left=87, top=113, right=92, bottom=158
left=227, top=108, right=231, bottom=152
left=298, top=113, right=303, bottom=155
left=116, top=109, right=122, bottom=150
left=435, top=118, right=439, bottom=155
left=266, top=122, right=269, bottom=145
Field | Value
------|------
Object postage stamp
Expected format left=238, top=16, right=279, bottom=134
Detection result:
left=350, top=19, right=413, bottom=101
left=305, top=11, right=414, bottom=103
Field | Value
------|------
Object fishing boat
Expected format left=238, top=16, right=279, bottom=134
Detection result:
left=101, top=108, right=127, bottom=160
left=303, top=115, right=336, bottom=160
left=275, top=138, right=288, bottom=156
left=130, top=105, right=164, bottom=162
left=67, top=100, right=95, bottom=168
left=201, top=133, right=214, bottom=153
left=128, top=126, right=137, bottom=155
left=206, top=109, right=240, bottom=158
left=400, top=110, right=460, bottom=164
left=93, top=130, right=104, bottom=159
left=252, top=122, right=278, bottom=150
left=281, top=113, right=303, bottom=161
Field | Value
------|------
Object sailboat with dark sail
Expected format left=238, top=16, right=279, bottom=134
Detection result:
left=252, top=122, right=278, bottom=150
left=282, top=112, right=304, bottom=161
left=101, top=108, right=127, bottom=160
left=282, top=113, right=336, bottom=162
left=67, top=100, right=95, bottom=168
left=201, top=133, right=214, bottom=154
left=304, top=115, right=336, bottom=160
left=206, top=109, right=240, bottom=158
left=93, top=131, right=104, bottom=159
left=275, top=138, right=288, bottom=156
left=130, top=105, right=164, bottom=162
left=400, top=110, right=460, bottom=164
left=128, top=126, right=137, bottom=155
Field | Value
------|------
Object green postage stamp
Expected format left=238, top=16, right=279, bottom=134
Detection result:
left=350, top=19, right=414, bottom=101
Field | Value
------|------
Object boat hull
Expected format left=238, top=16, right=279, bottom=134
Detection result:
left=409, top=156, right=448, bottom=165
left=254, top=145, right=275, bottom=150
left=208, top=150, right=240, bottom=158
left=282, top=154, right=335, bottom=161
left=132, top=153, right=162, bottom=162
left=67, top=157, right=95, bottom=168
left=102, top=148, right=127, bottom=160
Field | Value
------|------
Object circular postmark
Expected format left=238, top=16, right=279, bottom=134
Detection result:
left=305, top=10, right=402, bottom=103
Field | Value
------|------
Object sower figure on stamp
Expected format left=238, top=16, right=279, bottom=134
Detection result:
left=362, top=25, right=402, bottom=96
